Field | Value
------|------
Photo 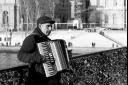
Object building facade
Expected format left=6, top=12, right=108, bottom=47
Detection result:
left=90, top=0, right=127, bottom=29
left=70, top=0, right=90, bottom=23
left=70, top=0, right=84, bottom=19
left=54, top=0, right=71, bottom=23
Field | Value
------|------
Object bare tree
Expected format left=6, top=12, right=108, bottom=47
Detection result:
left=19, top=0, right=54, bottom=31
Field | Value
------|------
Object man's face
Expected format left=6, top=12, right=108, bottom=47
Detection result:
left=39, top=23, right=52, bottom=36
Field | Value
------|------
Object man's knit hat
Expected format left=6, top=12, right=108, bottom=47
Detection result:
left=37, top=16, right=55, bottom=25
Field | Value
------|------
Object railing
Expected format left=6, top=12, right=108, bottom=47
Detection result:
left=0, top=23, right=37, bottom=32
left=0, top=23, right=127, bottom=32
left=54, top=23, right=99, bottom=30
left=1, top=23, right=126, bottom=31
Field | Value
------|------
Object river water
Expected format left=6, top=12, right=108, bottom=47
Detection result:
left=0, top=53, right=25, bottom=70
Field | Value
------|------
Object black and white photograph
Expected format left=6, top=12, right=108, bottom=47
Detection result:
left=0, top=0, right=127, bottom=85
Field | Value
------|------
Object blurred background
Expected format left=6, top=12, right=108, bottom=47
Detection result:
left=0, top=0, right=127, bottom=85
left=0, top=0, right=127, bottom=48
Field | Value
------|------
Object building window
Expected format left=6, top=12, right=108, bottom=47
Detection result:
left=113, top=0, right=117, bottom=6
left=105, top=14, right=108, bottom=24
left=99, top=0, right=105, bottom=7
left=2, top=11, right=9, bottom=25
left=4, top=37, right=11, bottom=41
left=97, top=0, right=100, bottom=6
left=124, top=0, right=126, bottom=6
left=0, top=37, right=2, bottom=41
left=105, top=0, right=107, bottom=7
left=113, top=14, right=116, bottom=24
left=0, top=5, right=2, bottom=11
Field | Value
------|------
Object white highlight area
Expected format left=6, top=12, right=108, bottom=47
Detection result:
left=104, top=31, right=127, bottom=46
left=49, top=30, right=126, bottom=48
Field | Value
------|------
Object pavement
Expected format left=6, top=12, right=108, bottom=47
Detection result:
left=103, top=30, right=127, bottom=46
left=0, top=52, right=26, bottom=70
left=49, top=30, right=127, bottom=48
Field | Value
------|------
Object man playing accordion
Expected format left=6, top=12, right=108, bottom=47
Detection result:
left=18, top=16, right=62, bottom=85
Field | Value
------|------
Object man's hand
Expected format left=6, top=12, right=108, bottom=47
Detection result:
left=40, top=55, right=47, bottom=63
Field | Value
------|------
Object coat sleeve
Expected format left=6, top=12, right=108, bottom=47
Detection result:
left=17, top=35, right=42, bottom=63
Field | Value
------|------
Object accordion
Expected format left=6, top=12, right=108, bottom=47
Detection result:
left=37, top=39, right=69, bottom=77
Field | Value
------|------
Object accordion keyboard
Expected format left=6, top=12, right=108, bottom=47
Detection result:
left=38, top=42, right=57, bottom=77
left=43, top=63, right=57, bottom=77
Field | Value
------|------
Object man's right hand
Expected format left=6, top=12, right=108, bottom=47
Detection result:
left=40, top=55, right=47, bottom=63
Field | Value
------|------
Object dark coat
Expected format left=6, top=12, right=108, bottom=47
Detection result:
left=18, top=27, right=51, bottom=63
left=17, top=27, right=60, bottom=85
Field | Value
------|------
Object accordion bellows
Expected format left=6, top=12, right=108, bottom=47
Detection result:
left=37, top=39, right=69, bottom=77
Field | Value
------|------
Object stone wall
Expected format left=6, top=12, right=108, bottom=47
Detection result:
left=0, top=47, right=127, bottom=85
